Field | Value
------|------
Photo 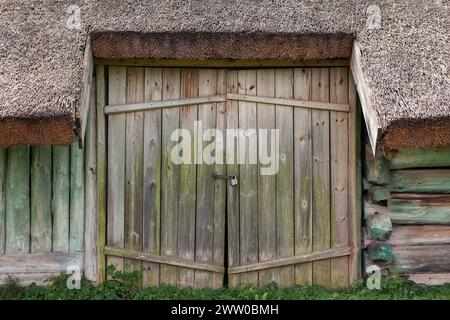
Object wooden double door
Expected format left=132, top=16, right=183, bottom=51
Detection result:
left=103, top=66, right=358, bottom=288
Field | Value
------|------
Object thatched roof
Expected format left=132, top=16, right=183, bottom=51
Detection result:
left=0, top=0, right=448, bottom=148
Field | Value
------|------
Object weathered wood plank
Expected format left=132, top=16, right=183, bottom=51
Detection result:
left=311, top=68, right=331, bottom=287
left=70, top=142, right=84, bottom=253
left=257, top=69, right=277, bottom=286
left=228, top=246, right=351, bottom=275
left=177, top=69, right=198, bottom=288
left=388, top=194, right=450, bottom=225
left=0, top=252, right=83, bottom=274
left=160, top=68, right=181, bottom=286
left=348, top=70, right=362, bottom=284
left=391, top=245, right=450, bottom=274
left=124, top=67, right=144, bottom=281
left=96, top=65, right=107, bottom=283
left=388, top=148, right=450, bottom=170
left=212, top=69, right=227, bottom=289
left=226, top=70, right=241, bottom=287
left=274, top=69, right=295, bottom=288
left=84, top=79, right=98, bottom=282
left=293, top=68, right=313, bottom=286
left=104, top=247, right=225, bottom=273
left=52, top=147, right=70, bottom=253
left=105, top=95, right=226, bottom=115
left=0, top=148, right=5, bottom=254
left=195, top=69, right=218, bottom=288
left=236, top=69, right=259, bottom=287
left=389, top=225, right=450, bottom=246
left=330, top=67, right=350, bottom=288
left=368, top=242, right=393, bottom=262
left=142, top=68, right=163, bottom=287
left=31, top=147, right=52, bottom=253
left=107, top=66, right=127, bottom=273
left=390, top=169, right=450, bottom=193
left=226, top=93, right=349, bottom=112
left=364, top=144, right=389, bottom=185
left=6, top=147, right=30, bottom=253
left=406, top=273, right=450, bottom=286
left=80, top=36, right=94, bottom=146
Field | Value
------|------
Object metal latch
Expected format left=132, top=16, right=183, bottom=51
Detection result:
left=213, top=172, right=239, bottom=186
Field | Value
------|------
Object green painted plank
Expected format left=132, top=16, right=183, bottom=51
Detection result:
left=391, top=245, right=450, bottom=274
left=390, top=169, right=450, bottom=193
left=124, top=67, right=144, bottom=279
left=367, top=186, right=390, bottom=203
left=389, top=148, right=450, bottom=170
left=257, top=69, right=277, bottom=286
left=0, top=148, right=5, bottom=254
left=366, top=213, right=392, bottom=241
left=274, top=69, right=295, bottom=288
left=6, top=146, right=30, bottom=253
left=364, top=144, right=389, bottom=185
left=311, top=68, right=331, bottom=287
left=70, top=142, right=84, bottom=253
left=177, top=69, right=198, bottom=288
left=293, top=68, right=313, bottom=286
left=142, top=67, right=162, bottom=288
left=31, top=146, right=52, bottom=253
left=388, top=194, right=450, bottom=225
left=52, top=147, right=70, bottom=252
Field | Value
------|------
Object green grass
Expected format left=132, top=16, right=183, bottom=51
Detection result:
left=1, top=267, right=449, bottom=300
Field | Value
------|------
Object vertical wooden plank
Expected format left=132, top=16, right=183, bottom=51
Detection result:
left=31, top=146, right=52, bottom=253
left=107, top=66, right=127, bottom=272
left=142, top=68, right=162, bottom=287
left=52, top=147, right=70, bottom=253
left=70, top=142, right=84, bottom=253
left=84, top=78, right=98, bottom=281
left=96, top=65, right=107, bottom=283
left=195, top=69, right=218, bottom=288
left=6, top=146, right=30, bottom=253
left=177, top=69, right=198, bottom=288
left=293, top=68, right=313, bottom=285
left=125, top=67, right=144, bottom=281
left=212, top=69, right=227, bottom=289
left=237, top=69, right=258, bottom=287
left=275, top=69, right=295, bottom=287
left=256, top=69, right=277, bottom=286
left=348, top=70, right=362, bottom=284
left=160, top=68, right=181, bottom=286
left=330, top=67, right=350, bottom=288
left=311, top=68, right=331, bottom=287
left=0, top=148, right=6, bottom=254
left=226, top=70, right=241, bottom=287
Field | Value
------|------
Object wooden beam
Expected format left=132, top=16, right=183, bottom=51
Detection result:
left=389, top=225, right=450, bottom=246
left=391, top=245, right=450, bottom=274
left=0, top=149, right=5, bottom=254
left=228, top=246, right=352, bottom=275
left=104, top=95, right=227, bottom=115
left=388, top=194, right=450, bottom=225
left=366, top=186, right=390, bottom=203
left=350, top=41, right=381, bottom=154
left=0, top=252, right=83, bottom=274
left=388, top=147, right=450, bottom=170
left=103, top=246, right=225, bottom=274
left=94, top=58, right=350, bottom=68
left=364, top=144, right=389, bottom=185
left=226, top=93, right=350, bottom=112
left=79, top=36, right=94, bottom=146
left=367, top=242, right=393, bottom=263
left=390, top=169, right=450, bottom=193
left=406, top=273, right=450, bottom=286
left=366, top=212, right=392, bottom=241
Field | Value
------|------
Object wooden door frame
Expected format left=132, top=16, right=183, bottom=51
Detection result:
left=92, top=61, right=362, bottom=286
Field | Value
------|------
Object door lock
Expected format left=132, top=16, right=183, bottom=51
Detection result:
left=213, top=172, right=239, bottom=186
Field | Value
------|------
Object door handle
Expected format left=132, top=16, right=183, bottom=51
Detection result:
left=213, top=172, right=239, bottom=186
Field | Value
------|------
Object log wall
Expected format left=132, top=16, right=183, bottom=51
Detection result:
left=363, top=144, right=450, bottom=285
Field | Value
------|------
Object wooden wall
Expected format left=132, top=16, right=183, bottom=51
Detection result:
left=363, top=145, right=450, bottom=285
left=0, top=144, right=84, bottom=285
